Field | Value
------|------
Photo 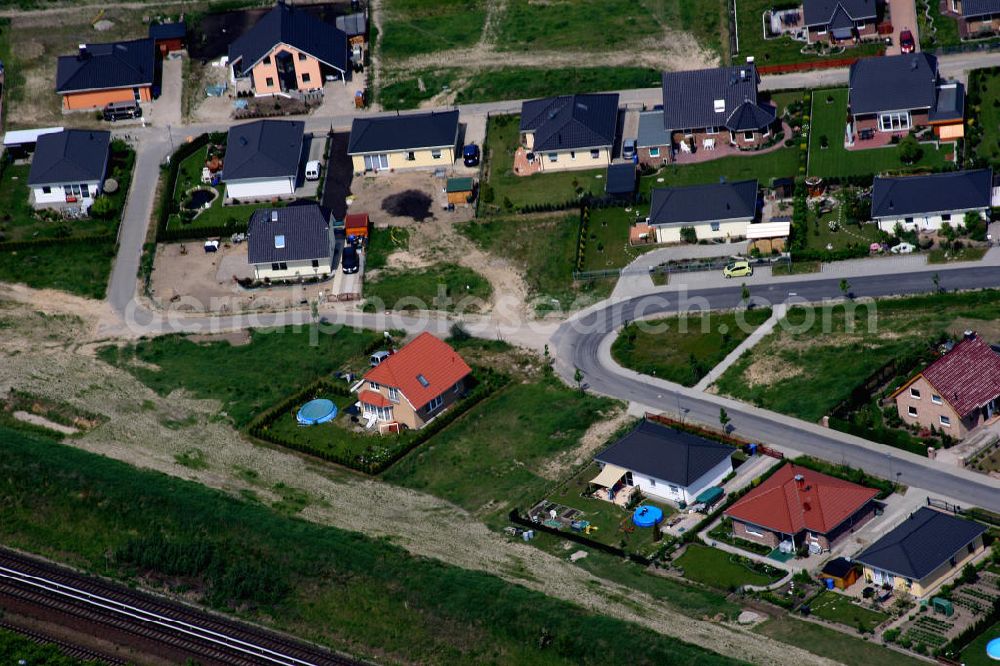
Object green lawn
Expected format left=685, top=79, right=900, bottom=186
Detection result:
left=380, top=0, right=486, bottom=61
left=0, top=426, right=740, bottom=666
left=612, top=309, right=773, bottom=386
left=483, top=114, right=603, bottom=211
left=459, top=214, right=615, bottom=311
left=805, top=208, right=883, bottom=252
left=809, top=590, right=889, bottom=633
left=97, top=327, right=382, bottom=428
left=384, top=375, right=618, bottom=519
left=757, top=617, right=925, bottom=666
left=673, top=544, right=783, bottom=590
left=960, top=620, right=1000, bottom=666
left=543, top=462, right=673, bottom=557
left=928, top=246, right=988, bottom=263
left=639, top=148, right=800, bottom=192
left=0, top=238, right=117, bottom=299
left=715, top=290, right=1000, bottom=421
left=808, top=89, right=952, bottom=177
left=364, top=225, right=410, bottom=270
left=498, top=0, right=723, bottom=55
left=365, top=263, right=492, bottom=312
left=970, top=68, right=1000, bottom=167
left=0, top=165, right=115, bottom=242
left=581, top=207, right=658, bottom=271
left=917, top=0, right=962, bottom=49
left=734, top=0, right=883, bottom=65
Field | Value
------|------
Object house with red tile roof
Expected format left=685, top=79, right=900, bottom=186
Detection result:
left=890, top=331, right=1000, bottom=439
left=353, top=333, right=472, bottom=430
left=724, top=464, right=878, bottom=554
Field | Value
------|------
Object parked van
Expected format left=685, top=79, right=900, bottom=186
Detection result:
left=305, top=160, right=322, bottom=181
left=103, top=101, right=141, bottom=122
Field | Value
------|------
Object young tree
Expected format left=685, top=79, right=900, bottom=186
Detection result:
left=898, top=135, right=923, bottom=165
left=680, top=226, right=698, bottom=244
left=839, top=278, right=851, bottom=299
left=741, top=282, right=751, bottom=307
left=932, top=272, right=941, bottom=293
left=574, top=367, right=584, bottom=393
left=719, top=407, right=731, bottom=431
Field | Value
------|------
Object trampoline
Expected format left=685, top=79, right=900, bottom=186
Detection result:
left=987, top=637, right=1000, bottom=661
left=632, top=505, right=664, bottom=528
left=297, top=398, right=338, bottom=425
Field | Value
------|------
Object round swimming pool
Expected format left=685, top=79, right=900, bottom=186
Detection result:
left=632, top=505, right=664, bottom=528
left=987, top=637, right=1000, bottom=661
left=297, top=398, right=337, bottom=425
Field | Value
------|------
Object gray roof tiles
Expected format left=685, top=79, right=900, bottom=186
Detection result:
left=636, top=110, right=672, bottom=148
left=519, top=93, right=619, bottom=151
left=649, top=180, right=758, bottom=227
left=727, top=100, right=778, bottom=132
left=929, top=82, right=966, bottom=122
left=855, top=507, right=987, bottom=580
left=228, top=2, right=347, bottom=74
left=335, top=12, right=366, bottom=37
left=849, top=53, right=939, bottom=115
left=56, top=39, right=155, bottom=93
left=871, top=169, right=992, bottom=219
left=222, top=120, right=305, bottom=182
left=28, top=129, right=111, bottom=186
left=661, top=65, right=772, bottom=133
left=347, top=110, right=459, bottom=154
left=595, top=420, right=734, bottom=487
left=247, top=205, right=332, bottom=264
left=803, top=0, right=877, bottom=26
left=961, top=0, right=1000, bottom=17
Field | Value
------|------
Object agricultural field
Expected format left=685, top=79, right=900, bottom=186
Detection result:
left=379, top=0, right=486, bottom=61
left=0, top=425, right=741, bottom=666
left=808, top=89, right=953, bottom=177
left=612, top=309, right=774, bottom=386
left=714, top=290, right=1000, bottom=422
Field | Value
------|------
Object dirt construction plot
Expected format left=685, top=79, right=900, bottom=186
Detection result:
left=348, top=171, right=473, bottom=227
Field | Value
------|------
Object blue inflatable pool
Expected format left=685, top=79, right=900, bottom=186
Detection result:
left=987, top=637, right=1000, bottom=661
left=632, top=505, right=664, bottom=528
left=297, top=398, right=337, bottom=425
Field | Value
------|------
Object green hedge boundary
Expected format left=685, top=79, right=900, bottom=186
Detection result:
left=248, top=366, right=511, bottom=475
left=155, top=132, right=228, bottom=242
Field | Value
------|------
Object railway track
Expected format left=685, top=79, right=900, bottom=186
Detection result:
left=0, top=547, right=363, bottom=666
left=0, top=619, right=131, bottom=664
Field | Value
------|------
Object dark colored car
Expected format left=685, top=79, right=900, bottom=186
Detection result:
left=103, top=100, right=142, bottom=122
left=463, top=144, right=480, bottom=167
left=341, top=245, right=359, bottom=274
left=899, top=30, right=915, bottom=54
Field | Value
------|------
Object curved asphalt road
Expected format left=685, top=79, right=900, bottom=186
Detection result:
left=552, top=267, right=1000, bottom=513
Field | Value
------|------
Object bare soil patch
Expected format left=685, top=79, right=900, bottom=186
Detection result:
left=381, top=189, right=435, bottom=221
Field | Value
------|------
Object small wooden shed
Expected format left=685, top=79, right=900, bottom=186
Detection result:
left=344, top=212, right=370, bottom=240
left=820, top=557, right=859, bottom=590
left=446, top=177, right=475, bottom=205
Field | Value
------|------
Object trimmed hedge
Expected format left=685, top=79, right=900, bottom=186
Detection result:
left=155, top=132, right=227, bottom=242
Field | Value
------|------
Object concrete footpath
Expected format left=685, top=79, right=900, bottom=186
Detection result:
left=693, top=304, right=786, bottom=391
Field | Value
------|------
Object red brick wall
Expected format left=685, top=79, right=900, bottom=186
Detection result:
left=732, top=520, right=780, bottom=548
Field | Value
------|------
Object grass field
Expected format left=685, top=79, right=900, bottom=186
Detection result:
left=580, top=207, right=658, bottom=271
left=734, top=0, right=883, bottom=65
left=714, top=290, right=1000, bottom=421
left=612, top=309, right=773, bottom=386
left=970, top=68, right=1000, bottom=166
left=640, top=147, right=800, bottom=193
left=808, top=590, right=889, bottom=633
left=459, top=214, right=615, bottom=311
left=380, top=0, right=486, bottom=61
left=673, top=545, right=783, bottom=590
left=364, top=225, right=410, bottom=270
left=0, top=238, right=117, bottom=299
left=365, top=263, right=492, bottom=312
left=757, top=617, right=925, bottom=666
left=384, top=374, right=618, bottom=519
left=166, top=145, right=263, bottom=232
left=98, top=327, right=382, bottom=428
left=0, top=426, right=740, bottom=666
left=483, top=115, right=604, bottom=211
left=960, top=620, right=1000, bottom=666
left=808, top=89, right=952, bottom=177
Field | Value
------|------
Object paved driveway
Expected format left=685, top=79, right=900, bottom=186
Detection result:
left=885, top=0, right=919, bottom=55
left=149, top=56, right=183, bottom=126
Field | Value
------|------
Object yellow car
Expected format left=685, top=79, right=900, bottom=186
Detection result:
left=723, top=260, right=753, bottom=279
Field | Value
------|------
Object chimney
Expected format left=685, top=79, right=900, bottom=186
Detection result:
left=964, top=330, right=975, bottom=341
left=746, top=56, right=755, bottom=64
left=794, top=474, right=805, bottom=489
left=78, top=44, right=88, bottom=58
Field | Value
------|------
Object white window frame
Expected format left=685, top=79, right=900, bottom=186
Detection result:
left=427, top=395, right=443, bottom=412
left=364, top=154, right=389, bottom=170
left=431, top=149, right=442, bottom=159
left=878, top=111, right=911, bottom=132
left=910, top=388, right=921, bottom=399
left=369, top=381, right=378, bottom=390
left=710, top=222, right=721, bottom=232
left=548, top=152, right=558, bottom=163
left=908, top=405, right=918, bottom=417
left=705, top=126, right=718, bottom=135
left=569, top=151, right=576, bottom=160
left=743, top=131, right=754, bottom=141
left=648, top=147, right=660, bottom=158
left=932, top=394, right=942, bottom=405
left=940, top=415, right=951, bottom=427
left=388, top=387, right=400, bottom=403
left=669, top=484, right=681, bottom=496
left=744, top=525, right=765, bottom=537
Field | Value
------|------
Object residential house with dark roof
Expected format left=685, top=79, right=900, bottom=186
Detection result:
left=855, top=507, right=987, bottom=597
left=353, top=332, right=472, bottom=430
left=944, top=0, right=1000, bottom=39
left=660, top=64, right=777, bottom=159
left=870, top=169, right=992, bottom=232
left=647, top=180, right=758, bottom=243
left=591, top=420, right=734, bottom=506
left=347, top=110, right=459, bottom=172
left=891, top=332, right=1000, bottom=438
left=56, top=39, right=155, bottom=111
left=246, top=205, right=332, bottom=281
left=518, top=93, right=619, bottom=173
left=228, top=1, right=348, bottom=97
left=848, top=53, right=965, bottom=141
left=27, top=129, right=111, bottom=211
left=635, top=109, right=672, bottom=167
left=803, top=0, right=879, bottom=44
left=222, top=120, right=305, bottom=201
left=724, top=464, right=878, bottom=553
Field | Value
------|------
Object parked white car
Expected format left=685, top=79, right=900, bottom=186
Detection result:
left=890, top=242, right=915, bottom=254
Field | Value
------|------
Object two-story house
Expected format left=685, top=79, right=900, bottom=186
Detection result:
left=246, top=205, right=333, bottom=282
left=803, top=0, right=879, bottom=44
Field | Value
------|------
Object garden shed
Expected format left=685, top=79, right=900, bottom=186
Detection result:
left=446, top=177, right=475, bottom=205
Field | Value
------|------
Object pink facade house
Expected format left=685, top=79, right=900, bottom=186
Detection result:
left=228, top=1, right=348, bottom=98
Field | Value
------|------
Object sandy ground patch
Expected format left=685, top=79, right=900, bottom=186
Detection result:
left=12, top=411, right=78, bottom=435
left=537, top=406, right=632, bottom=480
left=743, top=355, right=804, bottom=388
left=0, top=297, right=835, bottom=666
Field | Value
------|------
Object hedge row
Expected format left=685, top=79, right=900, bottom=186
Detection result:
left=157, top=222, right=249, bottom=243
left=154, top=133, right=226, bottom=242
left=248, top=367, right=511, bottom=475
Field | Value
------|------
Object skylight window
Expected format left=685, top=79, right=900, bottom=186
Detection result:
left=416, top=374, right=430, bottom=388
left=713, top=99, right=725, bottom=113
left=274, top=234, right=285, bottom=249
